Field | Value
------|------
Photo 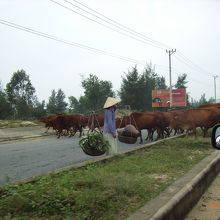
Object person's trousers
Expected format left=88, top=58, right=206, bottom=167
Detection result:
left=104, top=133, right=118, bottom=155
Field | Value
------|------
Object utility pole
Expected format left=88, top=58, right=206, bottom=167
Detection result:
left=166, top=49, right=176, bottom=108
left=213, top=75, right=219, bottom=103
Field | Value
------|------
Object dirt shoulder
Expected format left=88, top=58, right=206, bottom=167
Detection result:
left=0, top=125, right=54, bottom=141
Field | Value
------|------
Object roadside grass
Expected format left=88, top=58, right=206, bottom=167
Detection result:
left=0, top=120, right=38, bottom=128
left=0, top=136, right=213, bottom=219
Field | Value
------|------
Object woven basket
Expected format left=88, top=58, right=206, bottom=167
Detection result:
left=81, top=143, right=106, bottom=156
left=118, top=135, right=137, bottom=144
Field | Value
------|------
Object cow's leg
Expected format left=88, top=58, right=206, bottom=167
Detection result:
left=139, top=130, right=143, bottom=144
left=79, top=126, right=83, bottom=138
left=154, top=128, right=161, bottom=141
left=193, top=127, right=197, bottom=138
left=69, top=127, right=77, bottom=137
left=164, top=127, right=170, bottom=137
left=149, top=128, right=156, bottom=141
left=45, top=126, right=50, bottom=133
left=203, top=127, right=209, bottom=137
left=146, top=128, right=152, bottom=141
left=57, top=129, right=61, bottom=138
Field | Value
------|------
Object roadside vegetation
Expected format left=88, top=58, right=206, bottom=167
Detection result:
left=0, top=135, right=213, bottom=219
left=0, top=67, right=215, bottom=121
left=0, top=120, right=38, bottom=128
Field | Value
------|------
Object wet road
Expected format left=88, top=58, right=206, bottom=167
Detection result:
left=0, top=133, right=148, bottom=185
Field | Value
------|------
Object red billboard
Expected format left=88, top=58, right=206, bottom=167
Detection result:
left=152, top=88, right=186, bottom=107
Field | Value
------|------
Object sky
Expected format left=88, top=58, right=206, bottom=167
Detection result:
left=0, top=0, right=220, bottom=104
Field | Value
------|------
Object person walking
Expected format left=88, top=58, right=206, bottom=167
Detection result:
left=103, top=97, right=120, bottom=155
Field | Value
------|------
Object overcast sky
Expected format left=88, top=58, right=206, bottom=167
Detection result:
left=0, top=0, right=219, bottom=103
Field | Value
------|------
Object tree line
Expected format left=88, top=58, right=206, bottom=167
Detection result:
left=0, top=64, right=215, bottom=119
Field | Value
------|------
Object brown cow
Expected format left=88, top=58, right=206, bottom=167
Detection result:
left=40, top=114, right=88, bottom=138
left=163, top=111, right=185, bottom=136
left=39, top=115, right=57, bottom=133
left=170, top=108, right=220, bottom=137
left=119, top=112, right=168, bottom=143
left=198, top=103, right=220, bottom=109
left=65, top=114, right=88, bottom=137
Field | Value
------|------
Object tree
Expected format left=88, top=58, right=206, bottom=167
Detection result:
left=47, top=90, right=57, bottom=114
left=118, top=64, right=167, bottom=111
left=81, top=74, right=114, bottom=112
left=56, top=89, right=68, bottom=113
left=0, top=90, right=13, bottom=119
left=32, top=100, right=47, bottom=118
left=6, top=69, right=36, bottom=118
left=198, top=93, right=208, bottom=105
left=68, top=96, right=80, bottom=113
left=174, top=73, right=188, bottom=89
left=47, top=89, right=67, bottom=114
left=0, top=81, right=3, bottom=92
left=119, top=66, right=141, bottom=110
left=155, top=76, right=167, bottom=89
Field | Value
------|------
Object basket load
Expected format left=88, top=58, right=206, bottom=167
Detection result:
left=79, top=132, right=110, bottom=156
left=117, top=124, right=140, bottom=144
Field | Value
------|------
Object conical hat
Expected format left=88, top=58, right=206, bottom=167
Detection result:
left=103, top=97, right=120, bottom=109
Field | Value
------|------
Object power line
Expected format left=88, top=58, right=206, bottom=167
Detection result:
left=174, top=52, right=212, bottom=77
left=48, top=0, right=168, bottom=50
left=0, top=18, right=146, bottom=65
left=66, top=0, right=172, bottom=50
left=49, top=0, right=213, bottom=83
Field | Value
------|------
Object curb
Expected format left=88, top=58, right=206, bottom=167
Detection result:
left=127, top=150, right=220, bottom=220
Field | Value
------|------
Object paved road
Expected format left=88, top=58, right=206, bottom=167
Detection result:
left=0, top=128, right=149, bottom=185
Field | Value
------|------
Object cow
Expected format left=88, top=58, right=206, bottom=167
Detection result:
left=118, top=112, right=168, bottom=143
left=170, top=108, right=220, bottom=137
left=198, top=103, right=220, bottom=109
left=40, top=114, right=88, bottom=138
left=162, top=111, right=185, bottom=136
left=39, top=115, right=57, bottom=133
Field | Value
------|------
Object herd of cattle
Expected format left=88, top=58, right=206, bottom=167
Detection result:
left=39, top=103, right=220, bottom=143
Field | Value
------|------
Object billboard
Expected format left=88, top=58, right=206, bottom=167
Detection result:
left=152, top=88, right=186, bottom=107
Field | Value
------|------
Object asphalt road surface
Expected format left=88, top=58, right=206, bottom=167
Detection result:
left=0, top=131, right=149, bottom=185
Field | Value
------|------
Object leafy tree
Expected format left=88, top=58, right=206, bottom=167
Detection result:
left=0, top=81, right=3, bottom=91
left=81, top=74, right=114, bottom=112
left=174, top=73, right=188, bottom=89
left=155, top=76, right=167, bottom=89
left=142, top=64, right=159, bottom=111
left=56, top=89, right=68, bottom=113
left=119, top=64, right=166, bottom=111
left=32, top=100, right=47, bottom=118
left=6, top=69, right=36, bottom=105
left=198, top=93, right=208, bottom=105
left=16, top=97, right=32, bottom=119
left=77, top=96, right=88, bottom=113
left=6, top=69, right=36, bottom=118
left=0, top=90, right=13, bottom=119
left=188, top=93, right=215, bottom=108
left=47, top=89, right=67, bottom=114
left=47, top=90, right=57, bottom=114
left=68, top=96, right=80, bottom=113
left=119, top=66, right=142, bottom=110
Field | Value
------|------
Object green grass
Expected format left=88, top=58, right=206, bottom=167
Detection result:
left=0, top=120, right=38, bottom=128
left=0, top=136, right=213, bottom=219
